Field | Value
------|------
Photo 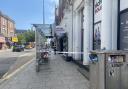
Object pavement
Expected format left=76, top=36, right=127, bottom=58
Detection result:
left=0, top=49, right=11, bottom=52
left=0, top=52, right=89, bottom=89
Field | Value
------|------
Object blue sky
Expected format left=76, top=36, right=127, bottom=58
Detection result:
left=0, top=0, right=58, bottom=29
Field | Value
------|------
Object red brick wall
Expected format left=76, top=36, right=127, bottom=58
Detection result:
left=7, top=20, right=15, bottom=37
left=0, top=16, right=8, bottom=37
left=0, top=13, right=15, bottom=37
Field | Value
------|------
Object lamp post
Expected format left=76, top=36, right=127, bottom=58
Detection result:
left=43, top=0, right=45, bottom=25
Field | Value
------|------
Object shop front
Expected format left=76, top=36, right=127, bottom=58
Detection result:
left=55, top=26, right=66, bottom=52
left=92, top=0, right=128, bottom=51
left=5, top=37, right=13, bottom=48
left=0, top=35, right=6, bottom=50
left=93, top=0, right=118, bottom=50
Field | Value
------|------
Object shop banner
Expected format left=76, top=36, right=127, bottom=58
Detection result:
left=0, top=37, right=5, bottom=43
left=94, top=0, right=102, bottom=23
left=55, top=26, right=66, bottom=37
left=12, top=36, right=18, bottom=42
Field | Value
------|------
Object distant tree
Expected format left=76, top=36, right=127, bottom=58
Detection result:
left=17, top=34, right=26, bottom=45
left=17, top=29, right=35, bottom=45
left=23, top=29, right=35, bottom=42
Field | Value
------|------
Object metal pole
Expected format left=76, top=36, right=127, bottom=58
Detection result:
left=43, top=0, right=45, bottom=25
left=35, top=27, right=37, bottom=59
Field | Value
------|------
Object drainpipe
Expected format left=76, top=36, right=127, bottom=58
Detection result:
left=71, top=3, right=73, bottom=57
left=43, top=0, right=45, bottom=25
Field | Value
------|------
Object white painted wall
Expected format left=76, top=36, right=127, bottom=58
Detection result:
left=73, top=0, right=85, bottom=60
left=67, top=11, right=73, bottom=56
left=120, top=0, right=128, bottom=11
left=101, top=0, right=118, bottom=50
left=112, top=0, right=118, bottom=50
left=73, top=11, right=82, bottom=60
left=83, top=0, right=93, bottom=65
left=60, top=0, right=119, bottom=64
left=101, top=0, right=112, bottom=50
left=74, top=0, right=83, bottom=11
left=72, top=13, right=76, bottom=59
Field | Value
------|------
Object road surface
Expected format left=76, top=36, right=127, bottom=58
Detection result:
left=0, top=49, right=35, bottom=78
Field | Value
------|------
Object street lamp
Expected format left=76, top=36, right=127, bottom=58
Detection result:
left=43, top=0, right=45, bottom=25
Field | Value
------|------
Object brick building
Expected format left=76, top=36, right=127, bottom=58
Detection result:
left=0, top=11, right=15, bottom=37
left=7, top=20, right=15, bottom=37
left=0, top=11, right=15, bottom=49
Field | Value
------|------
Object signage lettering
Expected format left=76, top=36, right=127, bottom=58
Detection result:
left=95, top=0, right=102, bottom=14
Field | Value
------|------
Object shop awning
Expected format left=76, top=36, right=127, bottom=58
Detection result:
left=12, top=36, right=18, bottom=42
left=0, top=37, right=5, bottom=43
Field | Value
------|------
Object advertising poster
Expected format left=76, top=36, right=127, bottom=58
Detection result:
left=120, top=11, right=128, bottom=50
left=93, top=0, right=102, bottom=50
left=94, top=22, right=101, bottom=50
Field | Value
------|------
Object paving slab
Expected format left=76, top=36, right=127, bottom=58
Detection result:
left=0, top=53, right=89, bottom=89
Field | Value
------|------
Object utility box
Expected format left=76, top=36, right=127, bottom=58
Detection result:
left=89, top=51, right=128, bottom=89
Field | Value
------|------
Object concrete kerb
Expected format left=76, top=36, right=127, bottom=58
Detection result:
left=2, top=53, right=34, bottom=78
left=0, top=49, right=11, bottom=52
left=0, top=57, right=35, bottom=85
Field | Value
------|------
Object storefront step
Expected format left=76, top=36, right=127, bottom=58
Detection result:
left=72, top=60, right=90, bottom=80
left=77, top=67, right=90, bottom=80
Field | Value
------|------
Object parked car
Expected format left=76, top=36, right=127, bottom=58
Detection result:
left=12, top=45, right=24, bottom=52
left=25, top=44, right=33, bottom=49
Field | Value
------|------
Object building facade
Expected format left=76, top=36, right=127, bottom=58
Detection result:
left=0, top=11, right=15, bottom=49
left=0, top=11, right=15, bottom=37
left=7, top=20, right=15, bottom=37
left=55, top=0, right=73, bottom=54
left=56, top=0, right=128, bottom=65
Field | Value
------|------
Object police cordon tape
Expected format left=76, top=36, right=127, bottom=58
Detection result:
left=55, top=51, right=84, bottom=54
left=36, top=49, right=91, bottom=54
left=53, top=51, right=96, bottom=55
